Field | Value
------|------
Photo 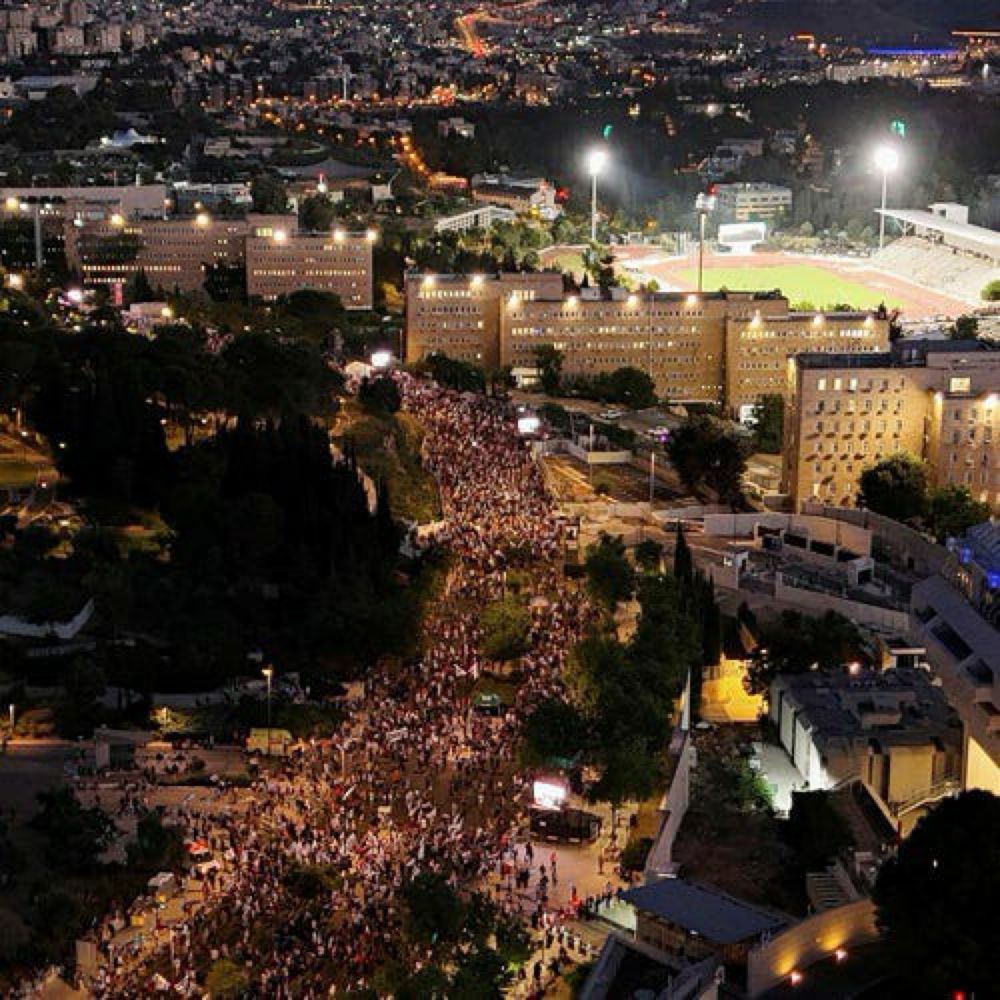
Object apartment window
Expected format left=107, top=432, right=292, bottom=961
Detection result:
left=817, top=378, right=827, bottom=391
left=949, top=376, right=971, bottom=394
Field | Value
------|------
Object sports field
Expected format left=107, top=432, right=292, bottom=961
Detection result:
left=674, top=264, right=901, bottom=309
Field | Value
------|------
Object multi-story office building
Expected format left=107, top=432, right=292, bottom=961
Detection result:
left=405, top=275, right=888, bottom=408
left=784, top=340, right=1000, bottom=511
left=404, top=272, right=564, bottom=370
left=714, top=182, right=793, bottom=223
left=65, top=214, right=374, bottom=306
left=245, top=229, right=374, bottom=306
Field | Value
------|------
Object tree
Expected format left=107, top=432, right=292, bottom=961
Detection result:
left=673, top=523, right=693, bottom=584
left=450, top=947, right=508, bottom=1000
left=948, top=314, right=979, bottom=340
left=403, top=872, right=466, bottom=944
left=750, top=393, right=783, bottom=453
left=785, top=790, right=853, bottom=869
left=858, top=453, right=927, bottom=521
left=982, top=279, right=1000, bottom=302
left=480, top=595, right=530, bottom=662
left=126, top=810, right=185, bottom=871
left=521, top=697, right=588, bottom=763
left=874, top=790, right=1000, bottom=998
left=299, top=194, right=337, bottom=233
left=584, top=532, right=633, bottom=612
left=30, top=786, right=116, bottom=873
left=746, top=609, right=870, bottom=694
left=666, top=415, right=748, bottom=506
left=925, top=485, right=989, bottom=542
left=358, top=375, right=401, bottom=414
left=251, top=173, right=289, bottom=214
left=634, top=538, right=663, bottom=574
left=124, top=267, right=155, bottom=305
left=602, top=366, right=656, bottom=409
left=533, top=343, right=564, bottom=395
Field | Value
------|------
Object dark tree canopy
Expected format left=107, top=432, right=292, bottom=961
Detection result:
left=858, top=453, right=928, bottom=522
left=874, top=791, right=1000, bottom=998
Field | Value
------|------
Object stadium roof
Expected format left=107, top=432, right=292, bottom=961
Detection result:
left=876, top=209, right=1000, bottom=252
left=621, top=879, right=789, bottom=944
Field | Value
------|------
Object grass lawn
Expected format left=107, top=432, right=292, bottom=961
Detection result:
left=676, top=264, right=901, bottom=309
left=541, top=248, right=587, bottom=280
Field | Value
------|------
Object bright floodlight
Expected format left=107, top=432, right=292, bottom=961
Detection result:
left=66, top=288, right=84, bottom=304
left=517, top=415, right=541, bottom=436
left=371, top=349, right=392, bottom=369
left=874, top=146, right=900, bottom=173
left=533, top=778, right=568, bottom=810
left=587, top=148, right=608, bottom=176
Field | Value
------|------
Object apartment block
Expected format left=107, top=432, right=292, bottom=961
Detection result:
left=405, top=275, right=888, bottom=408
left=784, top=340, right=1000, bottom=511
left=65, top=213, right=373, bottom=306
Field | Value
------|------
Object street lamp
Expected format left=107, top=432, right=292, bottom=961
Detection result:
left=262, top=666, right=274, bottom=756
left=586, top=148, right=608, bottom=243
left=695, top=191, right=717, bottom=293
left=873, top=145, right=900, bottom=251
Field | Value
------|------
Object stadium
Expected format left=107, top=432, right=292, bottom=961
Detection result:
left=597, top=203, right=1000, bottom=322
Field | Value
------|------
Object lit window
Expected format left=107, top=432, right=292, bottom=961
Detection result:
left=949, top=377, right=971, bottom=394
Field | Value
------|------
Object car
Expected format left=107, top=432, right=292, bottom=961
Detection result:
left=599, top=409, right=624, bottom=420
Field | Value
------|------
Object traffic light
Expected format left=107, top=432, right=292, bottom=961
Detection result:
left=890, top=119, right=906, bottom=137
left=602, top=124, right=613, bottom=140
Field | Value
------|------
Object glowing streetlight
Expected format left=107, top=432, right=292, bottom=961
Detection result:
left=371, top=349, right=392, bottom=370
left=262, top=666, right=274, bottom=757
left=365, top=228, right=378, bottom=243
left=873, top=145, right=900, bottom=251
left=6, top=273, right=23, bottom=290
left=586, top=147, right=608, bottom=242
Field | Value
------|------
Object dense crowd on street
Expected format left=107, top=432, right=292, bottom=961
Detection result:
left=72, top=375, right=602, bottom=998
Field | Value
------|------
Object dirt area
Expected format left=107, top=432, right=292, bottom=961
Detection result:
left=673, top=724, right=807, bottom=917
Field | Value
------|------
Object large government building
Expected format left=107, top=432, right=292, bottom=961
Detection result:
left=784, top=340, right=1000, bottom=511
left=404, top=272, right=889, bottom=415
left=63, top=213, right=375, bottom=307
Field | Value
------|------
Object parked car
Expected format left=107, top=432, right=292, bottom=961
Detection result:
left=599, top=409, right=624, bottom=420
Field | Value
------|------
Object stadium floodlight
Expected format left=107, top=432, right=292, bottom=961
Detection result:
left=695, top=190, right=718, bottom=293
left=586, top=147, right=609, bottom=242
left=874, top=145, right=901, bottom=251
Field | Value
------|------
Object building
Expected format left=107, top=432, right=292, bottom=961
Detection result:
left=432, top=204, right=516, bottom=234
left=909, top=521, right=1000, bottom=795
left=714, top=183, right=793, bottom=224
left=470, top=177, right=560, bottom=219
left=770, top=667, right=961, bottom=833
left=404, top=272, right=564, bottom=370
left=245, top=229, right=374, bottom=306
left=0, top=184, right=168, bottom=222
left=783, top=340, right=1000, bottom=511
left=621, top=878, right=789, bottom=969
left=65, top=213, right=374, bottom=305
left=406, top=275, right=888, bottom=409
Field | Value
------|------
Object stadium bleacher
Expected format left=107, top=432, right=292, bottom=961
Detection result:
left=873, top=236, right=998, bottom=305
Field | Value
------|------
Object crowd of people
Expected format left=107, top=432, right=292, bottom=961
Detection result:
left=74, top=376, right=604, bottom=998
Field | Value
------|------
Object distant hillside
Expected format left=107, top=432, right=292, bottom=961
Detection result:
left=705, top=0, right=1000, bottom=46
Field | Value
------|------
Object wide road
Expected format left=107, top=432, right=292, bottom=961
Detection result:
left=64, top=375, right=617, bottom=998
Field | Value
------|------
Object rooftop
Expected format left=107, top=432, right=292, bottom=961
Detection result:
left=796, top=339, right=993, bottom=370
left=621, top=877, right=789, bottom=945
left=875, top=208, right=1000, bottom=252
